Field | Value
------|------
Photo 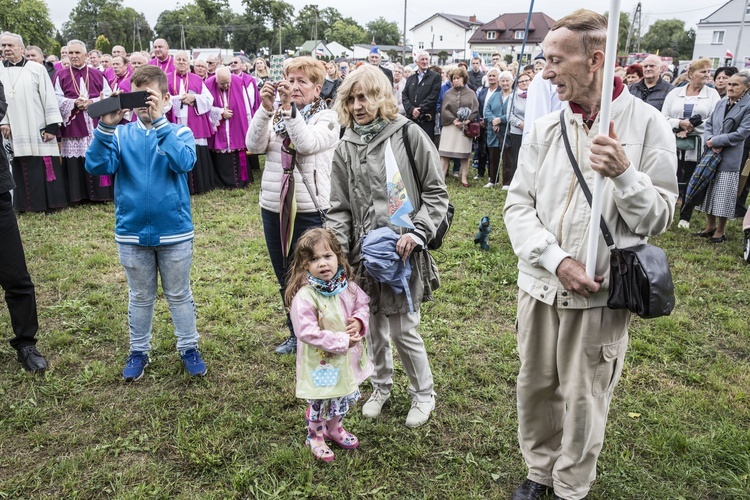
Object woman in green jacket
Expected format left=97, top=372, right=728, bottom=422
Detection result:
left=327, top=65, right=449, bottom=428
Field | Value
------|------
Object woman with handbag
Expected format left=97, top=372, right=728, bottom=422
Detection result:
left=694, top=73, right=750, bottom=243
left=437, top=67, right=478, bottom=187
left=245, top=56, right=339, bottom=354
left=484, top=69, right=513, bottom=188
left=506, top=73, right=531, bottom=186
left=328, top=65, right=449, bottom=427
left=662, top=58, right=721, bottom=227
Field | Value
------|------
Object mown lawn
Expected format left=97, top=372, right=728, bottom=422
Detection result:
left=0, top=174, right=748, bottom=499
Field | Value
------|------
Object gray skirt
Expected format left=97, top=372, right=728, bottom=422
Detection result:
left=698, top=170, right=739, bottom=218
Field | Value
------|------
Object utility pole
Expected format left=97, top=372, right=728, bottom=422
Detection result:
left=734, top=0, right=750, bottom=68
left=180, top=25, right=186, bottom=50
left=625, top=2, right=642, bottom=54
left=402, top=0, right=407, bottom=63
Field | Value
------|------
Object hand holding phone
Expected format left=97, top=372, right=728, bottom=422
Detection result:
left=259, top=81, right=277, bottom=112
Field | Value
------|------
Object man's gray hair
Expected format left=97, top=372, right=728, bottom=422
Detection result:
left=0, top=32, right=25, bottom=48
left=89, top=49, right=102, bottom=57
left=26, top=45, right=43, bottom=56
left=415, top=50, right=430, bottom=59
left=67, top=39, right=87, bottom=52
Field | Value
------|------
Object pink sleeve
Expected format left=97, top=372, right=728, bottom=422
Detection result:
left=290, top=293, right=350, bottom=355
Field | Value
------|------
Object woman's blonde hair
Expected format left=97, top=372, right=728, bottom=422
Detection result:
left=326, top=60, right=340, bottom=80
left=335, top=65, right=398, bottom=128
left=284, top=228, right=354, bottom=307
left=254, top=57, right=269, bottom=78
left=688, top=58, right=712, bottom=77
left=285, top=56, right=327, bottom=86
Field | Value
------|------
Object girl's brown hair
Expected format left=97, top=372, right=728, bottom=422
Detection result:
left=284, top=228, right=354, bottom=307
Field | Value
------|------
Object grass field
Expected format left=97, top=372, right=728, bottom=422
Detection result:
left=0, top=177, right=748, bottom=499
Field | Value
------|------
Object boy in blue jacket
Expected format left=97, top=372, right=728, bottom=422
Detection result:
left=86, top=65, right=207, bottom=381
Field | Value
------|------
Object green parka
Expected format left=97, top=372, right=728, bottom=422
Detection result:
left=327, top=115, right=449, bottom=316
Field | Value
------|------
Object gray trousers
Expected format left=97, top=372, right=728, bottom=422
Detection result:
left=516, top=291, right=630, bottom=500
left=367, top=310, right=434, bottom=403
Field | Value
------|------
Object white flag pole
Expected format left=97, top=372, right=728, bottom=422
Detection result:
left=586, top=0, right=621, bottom=278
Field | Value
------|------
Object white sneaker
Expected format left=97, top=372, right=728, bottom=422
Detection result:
left=678, top=220, right=690, bottom=229
left=473, top=175, right=480, bottom=180
left=405, top=395, right=435, bottom=427
left=362, top=388, right=390, bottom=418
left=483, top=182, right=495, bottom=188
left=501, top=185, right=510, bottom=191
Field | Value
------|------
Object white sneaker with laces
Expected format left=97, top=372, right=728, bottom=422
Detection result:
left=362, top=388, right=390, bottom=418
left=405, top=395, right=435, bottom=427
left=678, top=220, right=690, bottom=229
left=483, top=182, right=495, bottom=188
left=473, top=175, right=480, bottom=180
left=502, top=185, right=510, bottom=191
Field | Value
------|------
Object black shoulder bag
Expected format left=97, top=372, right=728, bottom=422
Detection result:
left=559, top=110, right=674, bottom=319
left=402, top=124, right=454, bottom=250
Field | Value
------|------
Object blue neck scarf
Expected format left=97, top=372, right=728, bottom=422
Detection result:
left=307, top=266, right=348, bottom=296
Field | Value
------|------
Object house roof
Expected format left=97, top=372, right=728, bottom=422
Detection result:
left=699, top=0, right=735, bottom=23
left=411, top=13, right=484, bottom=31
left=299, top=40, right=324, bottom=52
left=468, top=12, right=556, bottom=45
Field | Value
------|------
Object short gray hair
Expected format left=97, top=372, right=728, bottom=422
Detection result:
left=26, top=45, right=43, bottom=56
left=415, top=50, right=430, bottom=59
left=67, top=39, right=87, bottom=52
left=0, top=32, right=25, bottom=48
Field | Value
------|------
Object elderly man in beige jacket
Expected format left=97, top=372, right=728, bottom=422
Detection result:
left=504, top=9, right=678, bottom=500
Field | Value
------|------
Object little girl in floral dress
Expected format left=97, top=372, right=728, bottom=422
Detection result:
left=285, top=228, right=373, bottom=462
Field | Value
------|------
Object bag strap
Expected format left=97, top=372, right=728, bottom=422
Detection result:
left=558, top=109, right=616, bottom=248
left=402, top=122, right=423, bottom=195
left=290, top=151, right=327, bottom=223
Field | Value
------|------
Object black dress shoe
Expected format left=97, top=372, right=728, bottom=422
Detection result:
left=17, top=345, right=48, bottom=373
left=693, top=228, right=716, bottom=238
left=708, top=234, right=727, bottom=243
left=512, top=479, right=552, bottom=500
left=274, top=334, right=297, bottom=354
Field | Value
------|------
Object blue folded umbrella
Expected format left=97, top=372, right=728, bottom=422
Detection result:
left=361, top=227, right=414, bottom=313
left=685, top=149, right=721, bottom=206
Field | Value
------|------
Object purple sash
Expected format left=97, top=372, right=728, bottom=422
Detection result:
left=205, top=74, right=249, bottom=151
left=55, top=66, right=106, bottom=138
left=167, top=71, right=213, bottom=139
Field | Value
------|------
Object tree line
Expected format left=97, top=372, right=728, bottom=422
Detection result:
left=2, top=0, right=694, bottom=60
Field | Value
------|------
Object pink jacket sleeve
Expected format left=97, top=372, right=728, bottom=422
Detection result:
left=290, top=294, right=350, bottom=355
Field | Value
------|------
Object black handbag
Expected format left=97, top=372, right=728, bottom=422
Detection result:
left=402, top=124, right=454, bottom=250
left=559, top=110, right=675, bottom=319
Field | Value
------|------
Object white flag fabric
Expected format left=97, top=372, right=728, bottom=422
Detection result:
left=385, top=138, right=416, bottom=229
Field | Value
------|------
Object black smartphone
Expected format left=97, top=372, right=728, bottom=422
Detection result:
left=87, top=91, right=151, bottom=119
left=119, top=91, right=150, bottom=109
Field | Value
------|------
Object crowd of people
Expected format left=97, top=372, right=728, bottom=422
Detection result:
left=0, top=9, right=748, bottom=498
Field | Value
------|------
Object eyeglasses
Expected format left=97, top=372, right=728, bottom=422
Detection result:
left=517, top=79, right=530, bottom=84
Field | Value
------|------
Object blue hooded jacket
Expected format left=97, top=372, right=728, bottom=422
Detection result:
left=85, top=116, right=197, bottom=246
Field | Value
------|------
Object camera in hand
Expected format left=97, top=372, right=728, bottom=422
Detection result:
left=87, top=91, right=150, bottom=119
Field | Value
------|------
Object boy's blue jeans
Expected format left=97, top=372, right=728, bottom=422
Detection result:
left=117, top=241, right=199, bottom=354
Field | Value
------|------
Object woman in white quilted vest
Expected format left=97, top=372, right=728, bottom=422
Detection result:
left=246, top=56, right=340, bottom=355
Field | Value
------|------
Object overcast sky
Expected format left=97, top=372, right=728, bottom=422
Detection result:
left=48, top=0, right=730, bottom=38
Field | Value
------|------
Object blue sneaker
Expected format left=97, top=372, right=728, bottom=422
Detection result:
left=180, top=349, right=207, bottom=376
left=123, top=352, right=149, bottom=381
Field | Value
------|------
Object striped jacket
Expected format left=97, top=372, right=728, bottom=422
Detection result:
left=85, top=116, right=197, bottom=246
